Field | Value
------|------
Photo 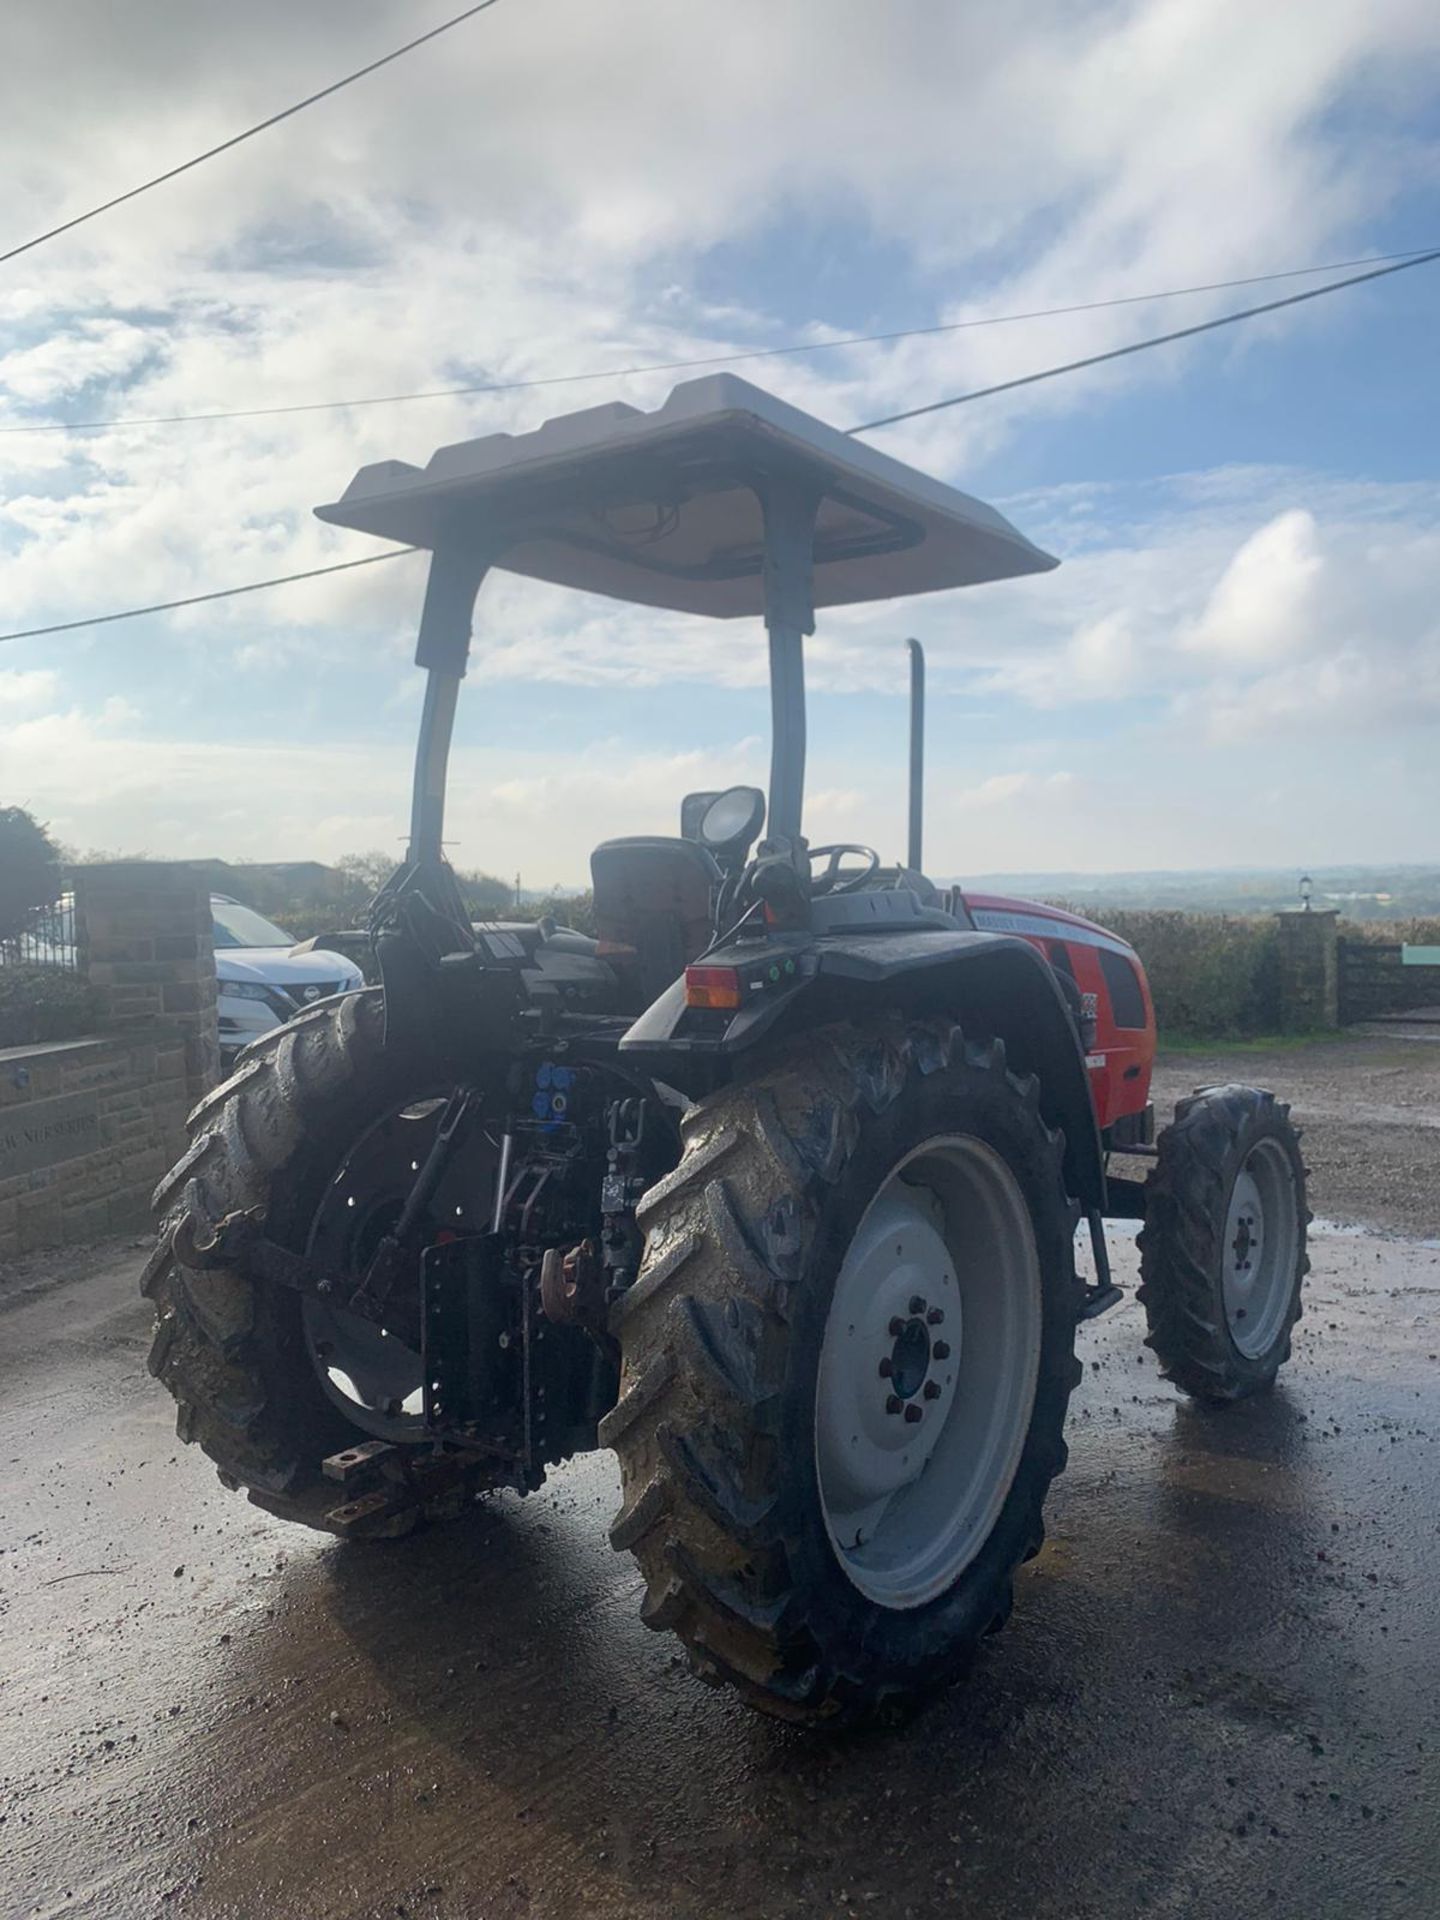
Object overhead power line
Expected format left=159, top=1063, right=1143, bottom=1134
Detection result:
left=847, top=245, right=1440, bottom=432
left=0, top=1, right=501, bottom=269
left=1, top=246, right=1434, bottom=437
left=0, top=549, right=418, bottom=642
left=2, top=242, right=1437, bottom=648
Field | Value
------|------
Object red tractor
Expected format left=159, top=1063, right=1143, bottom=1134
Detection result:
left=146, top=378, right=1308, bottom=1725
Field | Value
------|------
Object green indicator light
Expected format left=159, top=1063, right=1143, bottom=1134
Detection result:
left=768, top=965, right=781, bottom=982
left=784, top=958, right=796, bottom=974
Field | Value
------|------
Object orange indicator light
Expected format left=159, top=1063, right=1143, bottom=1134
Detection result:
left=684, top=965, right=743, bottom=1010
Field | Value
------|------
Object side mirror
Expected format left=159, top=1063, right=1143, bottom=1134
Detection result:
left=696, top=785, right=766, bottom=856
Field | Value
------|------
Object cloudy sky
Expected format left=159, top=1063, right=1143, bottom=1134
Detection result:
left=2, top=0, right=1438, bottom=887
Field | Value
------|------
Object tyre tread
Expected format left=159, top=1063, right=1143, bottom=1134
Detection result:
left=144, top=991, right=409, bottom=1534
left=607, top=1015, right=1079, bottom=1726
left=1138, top=1082, right=1309, bottom=1403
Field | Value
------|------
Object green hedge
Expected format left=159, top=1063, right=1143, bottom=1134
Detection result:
left=1338, top=915, right=1440, bottom=947
left=1072, top=908, right=1283, bottom=1040
left=0, top=967, right=99, bottom=1047
left=1076, top=911, right=1440, bottom=1040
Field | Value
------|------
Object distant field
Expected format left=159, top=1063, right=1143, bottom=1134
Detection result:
left=952, top=864, right=1440, bottom=921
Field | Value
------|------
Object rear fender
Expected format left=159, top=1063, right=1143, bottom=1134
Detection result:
left=808, top=932, right=1105, bottom=1211
left=624, top=931, right=1105, bottom=1211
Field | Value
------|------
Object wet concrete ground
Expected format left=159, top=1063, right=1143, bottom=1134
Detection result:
left=1151, top=1029, right=1440, bottom=1239
left=4, top=1044, right=1439, bottom=1919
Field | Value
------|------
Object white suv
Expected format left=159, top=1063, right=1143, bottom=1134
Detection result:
left=211, top=896, right=364, bottom=1065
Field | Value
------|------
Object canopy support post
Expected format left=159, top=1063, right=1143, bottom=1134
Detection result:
left=408, top=543, right=492, bottom=867
left=758, top=482, right=821, bottom=851
left=369, top=542, right=498, bottom=1050
left=906, top=637, right=925, bottom=872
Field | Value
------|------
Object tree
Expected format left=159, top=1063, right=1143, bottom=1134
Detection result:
left=334, top=850, right=399, bottom=900
left=0, top=807, right=63, bottom=942
left=455, top=865, right=515, bottom=917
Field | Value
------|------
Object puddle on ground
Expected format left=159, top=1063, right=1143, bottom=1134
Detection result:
left=1077, top=1214, right=1440, bottom=1275
left=1309, top=1215, right=1440, bottom=1249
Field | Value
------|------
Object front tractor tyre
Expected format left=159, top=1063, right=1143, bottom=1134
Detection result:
left=1139, top=1084, right=1309, bottom=1403
left=604, top=1019, right=1082, bottom=1727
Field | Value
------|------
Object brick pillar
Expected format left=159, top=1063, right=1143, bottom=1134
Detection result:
left=74, top=863, right=219, bottom=1110
left=1275, top=908, right=1339, bottom=1031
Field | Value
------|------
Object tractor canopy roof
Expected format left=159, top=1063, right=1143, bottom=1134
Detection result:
left=314, top=375, right=1057, bottom=619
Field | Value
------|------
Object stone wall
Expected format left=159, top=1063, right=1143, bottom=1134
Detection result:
left=75, top=862, right=219, bottom=1107
left=0, top=864, right=218, bottom=1264
left=0, top=1032, right=191, bottom=1254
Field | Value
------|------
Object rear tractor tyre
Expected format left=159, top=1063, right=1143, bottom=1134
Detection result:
left=604, top=1018, right=1082, bottom=1727
left=143, top=988, right=500, bottom=1534
left=1138, top=1084, right=1309, bottom=1404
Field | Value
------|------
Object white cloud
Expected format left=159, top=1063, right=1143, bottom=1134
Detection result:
left=0, top=693, right=773, bottom=880
left=3, top=0, right=1437, bottom=629
left=2, top=2, right=1438, bottom=877
left=1187, top=509, right=1323, bottom=663
left=0, top=667, right=58, bottom=711
left=0, top=319, right=157, bottom=404
left=954, top=771, right=1075, bottom=810
left=982, top=612, right=1138, bottom=706
left=1193, top=642, right=1440, bottom=740
left=969, top=472, right=1440, bottom=745
left=6, top=461, right=1438, bottom=874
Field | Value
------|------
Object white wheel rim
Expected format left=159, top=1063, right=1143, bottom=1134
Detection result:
left=1222, top=1137, right=1299, bottom=1358
left=814, top=1135, right=1043, bottom=1611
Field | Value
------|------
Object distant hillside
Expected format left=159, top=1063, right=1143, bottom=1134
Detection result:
left=950, top=865, right=1440, bottom=921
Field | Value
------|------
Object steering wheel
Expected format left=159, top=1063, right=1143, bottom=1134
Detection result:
left=808, top=843, right=880, bottom=896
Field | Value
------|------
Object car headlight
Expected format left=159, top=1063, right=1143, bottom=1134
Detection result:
left=223, top=980, right=298, bottom=1016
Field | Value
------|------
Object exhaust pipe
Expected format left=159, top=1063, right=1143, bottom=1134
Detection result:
left=906, top=638, right=925, bottom=872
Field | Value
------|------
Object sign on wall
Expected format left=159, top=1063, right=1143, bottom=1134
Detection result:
left=0, top=1093, right=100, bottom=1181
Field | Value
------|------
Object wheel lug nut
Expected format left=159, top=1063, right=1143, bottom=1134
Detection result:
left=877, top=1357, right=894, bottom=1378
left=903, top=1404, right=924, bottom=1424
left=923, top=1381, right=941, bottom=1401
left=926, top=1308, right=944, bottom=1326
left=908, top=1296, right=927, bottom=1316
left=932, top=1340, right=951, bottom=1361
left=885, top=1395, right=903, bottom=1416
left=889, top=1317, right=906, bottom=1337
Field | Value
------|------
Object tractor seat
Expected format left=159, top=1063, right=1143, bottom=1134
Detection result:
left=590, top=837, right=722, bottom=1006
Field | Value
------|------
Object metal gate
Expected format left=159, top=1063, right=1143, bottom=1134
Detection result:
left=1338, top=939, right=1440, bottom=1024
